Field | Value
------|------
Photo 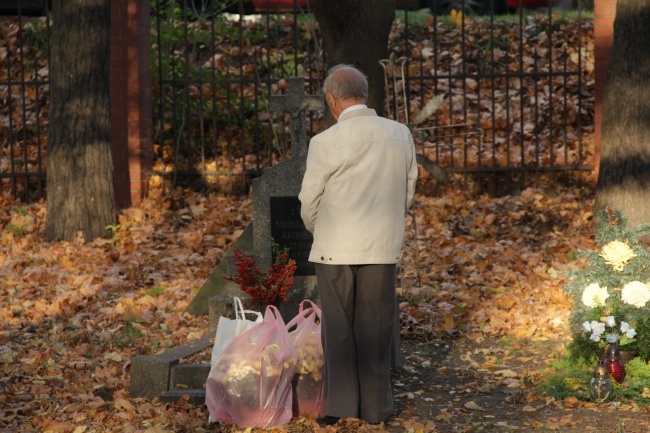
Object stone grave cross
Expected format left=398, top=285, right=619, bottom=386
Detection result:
left=269, top=77, right=324, bottom=159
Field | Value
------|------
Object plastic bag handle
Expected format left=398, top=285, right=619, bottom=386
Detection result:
left=233, top=296, right=262, bottom=322
left=286, top=302, right=320, bottom=330
left=299, top=299, right=321, bottom=316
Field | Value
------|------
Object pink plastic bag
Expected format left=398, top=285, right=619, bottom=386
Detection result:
left=206, top=305, right=297, bottom=427
left=286, top=300, right=326, bottom=417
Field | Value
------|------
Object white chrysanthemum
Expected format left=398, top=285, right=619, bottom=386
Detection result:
left=599, top=240, right=637, bottom=271
left=591, top=322, right=606, bottom=335
left=582, top=321, right=592, bottom=332
left=621, top=281, right=650, bottom=308
left=605, top=316, right=616, bottom=327
left=582, top=283, right=609, bottom=308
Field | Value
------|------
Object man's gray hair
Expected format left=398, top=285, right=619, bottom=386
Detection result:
left=323, top=64, right=368, bottom=101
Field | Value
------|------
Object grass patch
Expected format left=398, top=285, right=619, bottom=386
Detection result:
left=537, top=351, right=650, bottom=404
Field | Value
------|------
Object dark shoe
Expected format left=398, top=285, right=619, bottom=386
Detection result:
left=317, top=415, right=341, bottom=426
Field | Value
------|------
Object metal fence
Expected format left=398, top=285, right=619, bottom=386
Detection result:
left=0, top=10, right=49, bottom=201
left=0, top=1, right=594, bottom=201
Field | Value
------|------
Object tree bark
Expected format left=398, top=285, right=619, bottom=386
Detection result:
left=308, top=0, right=395, bottom=124
left=46, top=0, right=116, bottom=242
left=594, top=0, right=650, bottom=229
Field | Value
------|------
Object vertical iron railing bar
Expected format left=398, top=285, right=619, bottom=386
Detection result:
left=431, top=15, right=442, bottom=172
left=235, top=10, right=246, bottom=191
left=264, top=0, right=275, bottom=166
left=43, top=8, right=51, bottom=198
left=576, top=3, right=584, bottom=168
left=406, top=55, right=427, bottom=156
left=563, top=49, right=569, bottom=175
left=416, top=56, right=426, bottom=158
left=32, top=38, right=44, bottom=198
left=173, top=0, right=192, bottom=189
left=265, top=2, right=276, bottom=166
left=504, top=50, right=511, bottom=171
left=264, top=3, right=272, bottom=88
left=475, top=64, right=483, bottom=190
left=5, top=49, right=16, bottom=197
left=403, top=8, right=411, bottom=126
left=489, top=0, right=498, bottom=195
left=446, top=52, right=454, bottom=171
left=251, top=50, right=262, bottom=172
left=533, top=49, right=540, bottom=188
left=154, top=1, right=165, bottom=148
left=547, top=5, right=555, bottom=171
left=280, top=54, right=290, bottom=159
left=169, top=69, right=183, bottom=189
left=225, top=72, right=234, bottom=176
left=293, top=0, right=298, bottom=76
left=417, top=56, right=424, bottom=113
left=14, top=13, right=25, bottom=198
left=209, top=9, right=220, bottom=177
left=166, top=0, right=180, bottom=194
left=188, top=0, right=201, bottom=184
left=19, top=15, right=31, bottom=199
left=517, top=6, right=525, bottom=191
left=459, top=6, right=469, bottom=186
left=198, top=51, right=206, bottom=179
left=306, top=54, right=322, bottom=138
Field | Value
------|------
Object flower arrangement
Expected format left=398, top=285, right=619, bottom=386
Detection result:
left=581, top=316, right=636, bottom=346
left=565, top=208, right=650, bottom=362
left=224, top=246, right=297, bottom=306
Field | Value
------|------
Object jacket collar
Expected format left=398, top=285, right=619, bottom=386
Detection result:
left=338, top=108, right=378, bottom=122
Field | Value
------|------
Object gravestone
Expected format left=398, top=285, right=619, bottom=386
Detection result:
left=252, top=77, right=324, bottom=319
left=186, top=77, right=324, bottom=320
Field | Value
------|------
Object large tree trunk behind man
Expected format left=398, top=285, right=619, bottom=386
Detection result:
left=46, top=0, right=116, bottom=242
left=308, top=0, right=395, bottom=125
left=594, top=0, right=650, bottom=229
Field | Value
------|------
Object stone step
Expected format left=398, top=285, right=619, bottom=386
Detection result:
left=130, top=333, right=214, bottom=400
left=170, top=363, right=211, bottom=390
left=159, top=388, right=206, bottom=405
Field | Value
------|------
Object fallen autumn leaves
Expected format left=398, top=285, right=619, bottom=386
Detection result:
left=1, top=183, right=624, bottom=433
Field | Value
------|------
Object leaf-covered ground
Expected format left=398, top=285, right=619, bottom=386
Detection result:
left=4, top=184, right=650, bottom=433
left=4, top=8, right=647, bottom=433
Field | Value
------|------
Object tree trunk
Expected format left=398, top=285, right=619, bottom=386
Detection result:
left=309, top=0, right=395, bottom=124
left=594, top=0, right=650, bottom=230
left=46, top=0, right=116, bottom=242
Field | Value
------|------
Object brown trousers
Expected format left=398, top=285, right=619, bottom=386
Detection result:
left=315, top=263, right=396, bottom=423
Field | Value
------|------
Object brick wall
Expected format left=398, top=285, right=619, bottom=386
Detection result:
left=110, top=0, right=153, bottom=209
left=593, top=0, right=617, bottom=172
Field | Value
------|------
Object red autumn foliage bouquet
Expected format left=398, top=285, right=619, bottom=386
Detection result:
left=224, top=247, right=297, bottom=305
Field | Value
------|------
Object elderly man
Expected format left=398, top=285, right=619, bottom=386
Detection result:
left=299, top=64, right=418, bottom=425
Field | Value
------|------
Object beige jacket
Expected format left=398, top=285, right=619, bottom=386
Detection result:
left=298, top=108, right=418, bottom=265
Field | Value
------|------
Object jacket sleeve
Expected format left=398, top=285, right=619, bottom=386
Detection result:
left=406, top=132, right=418, bottom=210
left=299, top=139, right=329, bottom=233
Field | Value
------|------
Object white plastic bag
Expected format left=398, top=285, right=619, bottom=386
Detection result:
left=211, top=297, right=263, bottom=366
